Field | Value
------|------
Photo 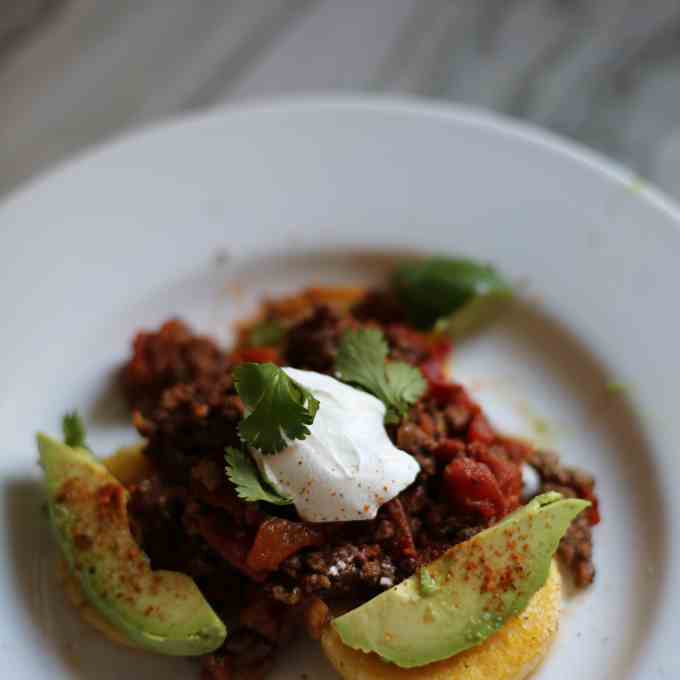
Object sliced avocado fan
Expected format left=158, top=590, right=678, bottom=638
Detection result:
left=333, top=492, right=588, bottom=668
left=38, top=433, right=226, bottom=656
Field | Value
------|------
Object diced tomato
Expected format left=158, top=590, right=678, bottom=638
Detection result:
left=420, top=337, right=453, bottom=384
left=197, top=515, right=267, bottom=582
left=427, top=381, right=478, bottom=419
left=496, top=435, right=533, bottom=464
left=427, top=380, right=459, bottom=404
left=432, top=438, right=466, bottom=462
left=443, top=457, right=506, bottom=521
left=581, top=490, right=601, bottom=525
left=467, top=412, right=496, bottom=445
left=232, top=347, right=281, bottom=365
left=246, top=518, right=324, bottom=572
left=472, top=447, right=523, bottom=514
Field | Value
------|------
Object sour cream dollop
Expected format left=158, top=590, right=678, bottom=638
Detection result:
left=251, top=367, right=420, bottom=523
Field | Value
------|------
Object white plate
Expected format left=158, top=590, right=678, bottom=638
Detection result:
left=1, top=96, right=678, bottom=680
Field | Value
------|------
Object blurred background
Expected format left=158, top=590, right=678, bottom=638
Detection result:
left=3, top=0, right=680, bottom=200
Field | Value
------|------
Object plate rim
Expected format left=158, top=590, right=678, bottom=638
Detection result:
left=3, top=93, right=680, bottom=228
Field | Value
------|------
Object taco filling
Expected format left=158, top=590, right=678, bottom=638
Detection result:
left=41, top=258, right=599, bottom=679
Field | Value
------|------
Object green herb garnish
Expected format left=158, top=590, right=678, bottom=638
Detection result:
left=248, top=319, right=285, bottom=347
left=392, top=257, right=512, bottom=335
left=419, top=568, right=439, bottom=596
left=225, top=447, right=293, bottom=505
left=61, top=411, right=88, bottom=449
left=233, top=363, right=319, bottom=454
left=606, top=382, right=627, bottom=395
left=335, top=328, right=426, bottom=424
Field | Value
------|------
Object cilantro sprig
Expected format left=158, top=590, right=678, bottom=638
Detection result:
left=233, top=363, right=320, bottom=454
left=335, top=328, right=426, bottom=424
left=225, top=447, right=293, bottom=505
left=62, top=411, right=88, bottom=449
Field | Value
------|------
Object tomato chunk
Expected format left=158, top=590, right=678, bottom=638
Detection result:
left=246, top=518, right=324, bottom=572
left=467, top=412, right=496, bottom=445
left=197, top=514, right=267, bottom=582
left=443, top=457, right=506, bottom=521
left=420, top=337, right=453, bottom=383
left=472, top=446, right=523, bottom=514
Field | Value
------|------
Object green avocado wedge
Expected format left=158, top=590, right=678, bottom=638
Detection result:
left=38, top=433, right=227, bottom=656
left=332, top=492, right=588, bottom=668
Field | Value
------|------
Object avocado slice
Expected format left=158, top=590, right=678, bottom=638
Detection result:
left=332, top=492, right=588, bottom=668
left=38, top=433, right=227, bottom=656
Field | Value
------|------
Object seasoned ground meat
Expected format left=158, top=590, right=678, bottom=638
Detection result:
left=269, top=543, right=399, bottom=601
left=351, top=290, right=406, bottom=325
left=385, top=324, right=436, bottom=366
left=122, top=319, right=230, bottom=414
left=134, top=373, right=243, bottom=483
left=283, top=305, right=348, bottom=373
left=121, top=290, right=599, bottom=678
left=526, top=449, right=598, bottom=586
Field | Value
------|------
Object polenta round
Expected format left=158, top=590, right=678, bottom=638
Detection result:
left=321, top=561, right=561, bottom=680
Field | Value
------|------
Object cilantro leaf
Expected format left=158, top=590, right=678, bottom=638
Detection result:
left=335, top=328, right=390, bottom=397
left=385, top=362, right=428, bottom=409
left=335, top=328, right=426, bottom=423
left=233, top=363, right=320, bottom=454
left=225, top=447, right=293, bottom=505
left=248, top=319, right=285, bottom=347
left=62, top=411, right=88, bottom=449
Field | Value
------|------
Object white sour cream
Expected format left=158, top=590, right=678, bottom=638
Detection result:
left=251, top=367, right=420, bottom=522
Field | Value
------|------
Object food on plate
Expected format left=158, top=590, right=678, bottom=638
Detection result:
left=321, top=560, right=561, bottom=680
left=39, top=256, right=599, bottom=679
left=39, top=433, right=226, bottom=655
left=330, top=493, right=586, bottom=668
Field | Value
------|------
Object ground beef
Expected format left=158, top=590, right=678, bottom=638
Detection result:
left=269, top=543, right=399, bottom=602
left=384, top=324, right=436, bottom=366
left=526, top=449, right=598, bottom=586
left=351, top=290, right=406, bottom=325
left=122, top=319, right=230, bottom=414
left=133, top=373, right=243, bottom=483
left=283, top=305, right=349, bottom=373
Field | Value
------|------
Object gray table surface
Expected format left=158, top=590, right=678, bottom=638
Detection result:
left=3, top=0, right=680, bottom=201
